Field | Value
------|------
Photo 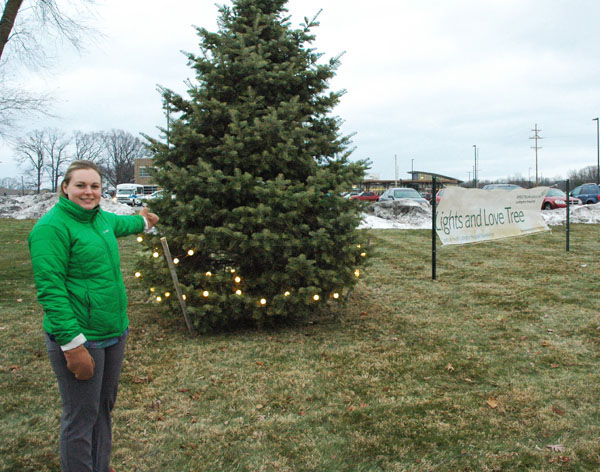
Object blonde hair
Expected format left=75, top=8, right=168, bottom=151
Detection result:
left=59, top=160, right=102, bottom=197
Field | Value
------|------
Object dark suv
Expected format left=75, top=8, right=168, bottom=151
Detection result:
left=570, top=183, right=600, bottom=204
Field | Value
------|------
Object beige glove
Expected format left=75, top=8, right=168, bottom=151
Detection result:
left=64, top=344, right=95, bottom=380
left=138, top=207, right=159, bottom=230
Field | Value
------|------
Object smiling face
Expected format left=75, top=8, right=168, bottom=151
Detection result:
left=62, top=168, right=102, bottom=210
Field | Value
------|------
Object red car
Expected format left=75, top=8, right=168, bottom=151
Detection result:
left=435, top=189, right=445, bottom=203
left=350, top=191, right=380, bottom=202
left=542, top=188, right=581, bottom=210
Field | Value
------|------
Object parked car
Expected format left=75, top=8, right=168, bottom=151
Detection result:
left=435, top=188, right=445, bottom=203
left=350, top=191, right=379, bottom=202
left=343, top=190, right=362, bottom=199
left=378, top=187, right=428, bottom=204
left=570, top=183, right=600, bottom=204
left=141, top=190, right=163, bottom=200
left=140, top=190, right=176, bottom=201
left=482, top=184, right=522, bottom=191
left=542, top=188, right=581, bottom=210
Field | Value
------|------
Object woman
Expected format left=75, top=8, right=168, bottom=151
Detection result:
left=28, top=160, right=158, bottom=472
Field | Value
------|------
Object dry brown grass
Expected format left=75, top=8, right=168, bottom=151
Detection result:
left=1, top=219, right=599, bottom=471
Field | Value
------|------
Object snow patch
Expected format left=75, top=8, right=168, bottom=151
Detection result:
left=0, top=194, right=137, bottom=220
left=359, top=201, right=600, bottom=229
left=3, top=194, right=600, bottom=229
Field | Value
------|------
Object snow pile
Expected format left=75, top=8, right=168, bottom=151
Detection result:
left=547, top=203, right=600, bottom=225
left=0, top=194, right=136, bottom=220
left=360, top=199, right=432, bottom=229
left=358, top=201, right=600, bottom=229
left=2, top=193, right=600, bottom=229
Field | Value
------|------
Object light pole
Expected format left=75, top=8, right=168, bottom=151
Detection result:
left=594, top=118, right=599, bottom=185
left=472, top=145, right=478, bottom=188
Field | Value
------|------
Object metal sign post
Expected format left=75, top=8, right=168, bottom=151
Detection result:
left=566, top=179, right=570, bottom=252
left=160, top=237, right=196, bottom=338
left=432, top=177, right=437, bottom=280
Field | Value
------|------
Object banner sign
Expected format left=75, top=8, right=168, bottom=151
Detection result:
left=436, top=187, right=550, bottom=245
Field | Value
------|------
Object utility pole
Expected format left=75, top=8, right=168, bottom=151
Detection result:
left=529, top=124, right=542, bottom=186
left=394, top=154, right=398, bottom=187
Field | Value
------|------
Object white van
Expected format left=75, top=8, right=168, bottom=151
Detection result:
left=115, top=183, right=144, bottom=206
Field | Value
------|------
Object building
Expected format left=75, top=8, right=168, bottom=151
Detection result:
left=361, top=171, right=463, bottom=195
left=134, top=158, right=158, bottom=194
left=133, top=159, right=462, bottom=198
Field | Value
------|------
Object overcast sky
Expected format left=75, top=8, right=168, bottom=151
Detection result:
left=3, top=0, right=600, bottom=184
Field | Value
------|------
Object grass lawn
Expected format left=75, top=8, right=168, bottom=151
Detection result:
left=1, top=218, right=599, bottom=471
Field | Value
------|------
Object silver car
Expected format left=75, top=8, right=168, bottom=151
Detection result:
left=482, top=184, right=522, bottom=191
left=378, top=187, right=428, bottom=204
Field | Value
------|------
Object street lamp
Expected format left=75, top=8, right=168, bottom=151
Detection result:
left=472, top=145, right=478, bottom=188
left=594, top=118, right=599, bottom=185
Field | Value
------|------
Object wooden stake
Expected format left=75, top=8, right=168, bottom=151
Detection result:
left=160, top=237, right=196, bottom=338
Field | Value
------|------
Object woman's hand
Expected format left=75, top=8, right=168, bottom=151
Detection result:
left=139, top=207, right=159, bottom=230
left=64, top=344, right=95, bottom=380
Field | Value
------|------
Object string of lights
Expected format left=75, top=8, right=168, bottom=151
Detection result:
left=134, top=235, right=366, bottom=306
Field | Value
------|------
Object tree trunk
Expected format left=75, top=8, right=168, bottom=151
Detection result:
left=0, top=0, right=24, bottom=62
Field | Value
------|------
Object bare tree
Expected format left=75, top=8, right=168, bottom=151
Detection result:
left=0, top=0, right=23, bottom=63
left=44, top=128, right=71, bottom=191
left=567, top=165, right=597, bottom=188
left=100, top=129, right=150, bottom=187
left=0, top=74, right=53, bottom=137
left=0, top=0, right=97, bottom=66
left=14, top=129, right=46, bottom=193
left=73, top=130, right=104, bottom=162
left=0, top=1, right=98, bottom=136
left=0, top=175, right=19, bottom=188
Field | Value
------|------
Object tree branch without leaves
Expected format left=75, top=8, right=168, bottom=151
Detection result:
left=0, top=0, right=98, bottom=66
left=0, top=1, right=98, bottom=136
left=0, top=0, right=24, bottom=62
left=14, top=129, right=46, bottom=193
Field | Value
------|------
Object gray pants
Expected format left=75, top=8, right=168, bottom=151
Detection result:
left=46, top=332, right=127, bottom=472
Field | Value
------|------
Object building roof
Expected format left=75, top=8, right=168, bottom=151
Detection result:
left=364, top=172, right=463, bottom=185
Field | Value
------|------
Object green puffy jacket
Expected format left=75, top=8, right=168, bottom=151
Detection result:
left=28, top=196, right=145, bottom=346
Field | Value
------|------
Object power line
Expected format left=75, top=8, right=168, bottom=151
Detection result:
left=529, top=124, right=543, bottom=186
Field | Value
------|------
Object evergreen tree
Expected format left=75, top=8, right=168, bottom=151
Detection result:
left=140, top=0, right=369, bottom=331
